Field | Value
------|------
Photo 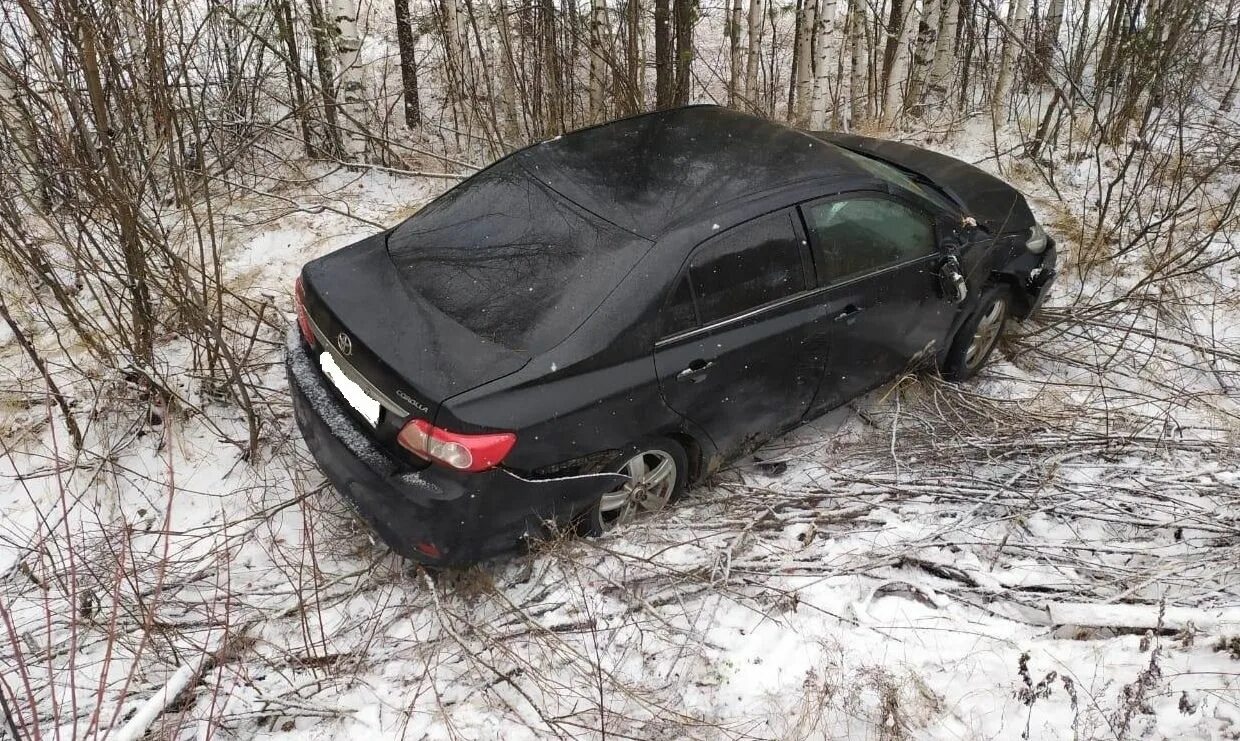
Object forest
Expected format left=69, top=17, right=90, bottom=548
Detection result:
left=0, top=0, right=1238, bottom=738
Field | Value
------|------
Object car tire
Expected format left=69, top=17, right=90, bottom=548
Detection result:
left=579, top=438, right=688, bottom=536
left=942, top=284, right=1011, bottom=382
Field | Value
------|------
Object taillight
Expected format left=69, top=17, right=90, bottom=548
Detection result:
left=396, top=419, right=516, bottom=472
left=294, top=276, right=317, bottom=348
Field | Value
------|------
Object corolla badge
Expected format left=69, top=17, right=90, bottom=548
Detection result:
left=397, top=390, right=429, bottom=414
left=336, top=332, right=353, bottom=356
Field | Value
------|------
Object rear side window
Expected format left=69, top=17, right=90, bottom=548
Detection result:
left=658, top=211, right=809, bottom=338
left=660, top=275, right=697, bottom=337
left=802, top=197, right=935, bottom=283
left=686, top=211, right=807, bottom=325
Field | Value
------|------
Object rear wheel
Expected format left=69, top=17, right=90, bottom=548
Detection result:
left=580, top=439, right=687, bottom=535
left=942, top=285, right=1010, bottom=381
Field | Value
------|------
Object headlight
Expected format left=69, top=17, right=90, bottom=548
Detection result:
left=1026, top=223, right=1049, bottom=254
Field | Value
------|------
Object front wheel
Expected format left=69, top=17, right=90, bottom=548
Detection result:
left=580, top=439, right=687, bottom=536
left=942, top=286, right=1010, bottom=382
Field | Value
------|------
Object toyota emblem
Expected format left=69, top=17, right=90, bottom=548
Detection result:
left=337, top=332, right=353, bottom=356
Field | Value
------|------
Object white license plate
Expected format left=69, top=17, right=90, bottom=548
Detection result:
left=320, top=352, right=381, bottom=427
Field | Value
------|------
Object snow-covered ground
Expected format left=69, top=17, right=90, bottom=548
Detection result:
left=1, top=118, right=1238, bottom=740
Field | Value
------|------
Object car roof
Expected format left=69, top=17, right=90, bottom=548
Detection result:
left=512, top=105, right=869, bottom=240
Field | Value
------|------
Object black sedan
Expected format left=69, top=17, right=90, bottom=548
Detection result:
left=287, top=105, right=1056, bottom=565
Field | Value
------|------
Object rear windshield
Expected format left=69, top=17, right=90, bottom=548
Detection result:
left=387, top=158, right=648, bottom=354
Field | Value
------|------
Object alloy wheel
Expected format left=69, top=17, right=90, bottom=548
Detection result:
left=597, top=450, right=677, bottom=528
left=965, top=298, right=1006, bottom=369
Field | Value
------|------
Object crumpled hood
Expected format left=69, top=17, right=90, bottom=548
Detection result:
left=813, top=132, right=1037, bottom=235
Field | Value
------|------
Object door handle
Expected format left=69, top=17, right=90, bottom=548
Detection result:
left=676, top=359, right=714, bottom=383
left=834, top=304, right=864, bottom=323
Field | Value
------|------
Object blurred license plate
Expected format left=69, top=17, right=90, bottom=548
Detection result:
left=320, top=352, right=380, bottom=427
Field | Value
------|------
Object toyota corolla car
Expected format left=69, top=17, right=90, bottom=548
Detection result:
left=287, top=105, right=1056, bottom=565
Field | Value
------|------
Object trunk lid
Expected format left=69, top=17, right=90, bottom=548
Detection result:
left=300, top=232, right=529, bottom=425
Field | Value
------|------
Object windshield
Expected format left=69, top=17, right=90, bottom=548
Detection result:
left=387, top=158, right=649, bottom=354
left=835, top=147, right=958, bottom=213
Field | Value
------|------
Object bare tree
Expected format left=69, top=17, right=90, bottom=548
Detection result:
left=394, top=0, right=422, bottom=128
left=848, top=0, right=869, bottom=127
left=673, top=0, right=695, bottom=105
left=792, top=0, right=817, bottom=122
left=881, top=0, right=919, bottom=126
left=655, top=0, right=673, bottom=107
left=745, top=0, right=766, bottom=105
left=589, top=0, right=608, bottom=120
left=993, top=0, right=1029, bottom=118
left=808, top=0, right=841, bottom=128
left=725, top=0, right=742, bottom=106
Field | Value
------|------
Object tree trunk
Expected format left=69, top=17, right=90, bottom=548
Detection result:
left=745, top=0, right=765, bottom=105
left=625, top=0, right=643, bottom=112
left=306, top=0, right=344, bottom=156
left=881, top=0, right=904, bottom=92
left=807, top=0, right=840, bottom=128
left=727, top=0, right=744, bottom=105
left=792, top=0, right=816, bottom=122
left=1037, top=0, right=1065, bottom=77
left=330, top=0, right=367, bottom=159
left=848, top=0, right=868, bottom=127
left=881, top=0, right=918, bottom=126
left=394, top=0, right=421, bottom=128
left=273, top=0, right=314, bottom=155
left=492, top=0, right=522, bottom=140
left=1222, top=63, right=1240, bottom=112
left=540, top=0, right=564, bottom=132
left=927, top=0, right=959, bottom=103
left=0, top=57, right=44, bottom=209
left=993, top=0, right=1029, bottom=119
left=673, top=0, right=695, bottom=105
left=654, top=0, right=673, bottom=107
left=903, top=0, right=941, bottom=115
left=589, top=0, right=607, bottom=120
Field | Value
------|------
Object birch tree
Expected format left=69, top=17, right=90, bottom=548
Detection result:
left=927, top=0, right=960, bottom=104
left=807, top=0, right=840, bottom=128
left=847, top=0, right=869, bottom=127
left=441, top=0, right=470, bottom=130
left=589, top=0, right=607, bottom=120
left=625, top=0, right=644, bottom=111
left=331, top=0, right=367, bottom=159
left=881, top=0, right=919, bottom=126
left=792, top=0, right=817, bottom=122
left=491, top=0, right=520, bottom=139
left=903, top=0, right=943, bottom=115
left=745, top=0, right=765, bottom=104
left=993, top=0, right=1029, bottom=117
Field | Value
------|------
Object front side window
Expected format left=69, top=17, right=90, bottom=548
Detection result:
left=802, top=196, right=935, bottom=284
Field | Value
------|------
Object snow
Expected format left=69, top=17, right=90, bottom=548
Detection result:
left=1, top=120, right=1238, bottom=739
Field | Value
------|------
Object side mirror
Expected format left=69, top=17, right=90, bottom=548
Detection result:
left=940, top=255, right=968, bottom=304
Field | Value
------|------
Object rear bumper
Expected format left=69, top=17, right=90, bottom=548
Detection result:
left=285, top=328, right=623, bottom=566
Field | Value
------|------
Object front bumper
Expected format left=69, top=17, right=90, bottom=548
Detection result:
left=285, top=329, right=623, bottom=566
left=1026, top=244, right=1057, bottom=316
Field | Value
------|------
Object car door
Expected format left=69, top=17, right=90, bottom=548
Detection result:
left=653, top=209, right=822, bottom=457
left=800, top=192, right=957, bottom=416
